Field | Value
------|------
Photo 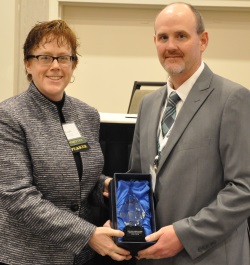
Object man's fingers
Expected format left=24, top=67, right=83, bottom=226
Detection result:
left=103, top=191, right=109, bottom=198
left=145, top=230, right=162, bottom=242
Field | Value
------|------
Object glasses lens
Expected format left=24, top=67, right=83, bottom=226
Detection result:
left=39, top=55, right=53, bottom=65
left=58, top=56, right=71, bottom=65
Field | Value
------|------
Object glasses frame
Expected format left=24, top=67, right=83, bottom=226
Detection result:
left=26, top=54, right=77, bottom=65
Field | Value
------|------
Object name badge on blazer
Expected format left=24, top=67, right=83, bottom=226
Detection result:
left=62, top=122, right=90, bottom=153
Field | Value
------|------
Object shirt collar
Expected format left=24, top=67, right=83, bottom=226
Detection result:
left=166, top=62, right=205, bottom=102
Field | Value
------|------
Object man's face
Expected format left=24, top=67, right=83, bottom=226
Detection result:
left=154, top=4, right=208, bottom=83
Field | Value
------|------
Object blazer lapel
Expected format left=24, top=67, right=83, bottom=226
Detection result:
left=156, top=65, right=215, bottom=174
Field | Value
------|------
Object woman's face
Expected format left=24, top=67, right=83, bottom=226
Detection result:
left=25, top=39, right=74, bottom=101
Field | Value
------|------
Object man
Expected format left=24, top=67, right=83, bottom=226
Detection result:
left=128, top=2, right=250, bottom=265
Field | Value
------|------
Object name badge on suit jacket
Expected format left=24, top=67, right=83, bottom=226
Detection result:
left=62, top=122, right=90, bottom=153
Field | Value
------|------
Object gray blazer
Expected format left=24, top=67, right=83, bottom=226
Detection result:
left=129, top=65, right=250, bottom=265
left=0, top=83, right=105, bottom=265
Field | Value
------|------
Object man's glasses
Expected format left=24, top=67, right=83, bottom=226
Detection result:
left=26, top=55, right=77, bottom=66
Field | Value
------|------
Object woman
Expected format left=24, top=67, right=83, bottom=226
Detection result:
left=0, top=20, right=130, bottom=265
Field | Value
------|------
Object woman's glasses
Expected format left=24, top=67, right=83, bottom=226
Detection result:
left=26, top=55, right=77, bottom=66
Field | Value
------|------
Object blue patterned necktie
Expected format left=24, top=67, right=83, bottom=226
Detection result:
left=161, top=91, right=180, bottom=137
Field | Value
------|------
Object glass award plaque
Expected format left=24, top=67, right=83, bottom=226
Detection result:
left=119, top=182, right=146, bottom=242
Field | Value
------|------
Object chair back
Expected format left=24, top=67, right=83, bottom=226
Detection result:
left=127, top=81, right=166, bottom=114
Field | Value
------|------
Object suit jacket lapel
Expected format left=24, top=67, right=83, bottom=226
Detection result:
left=156, top=65, right=215, bottom=174
left=147, top=86, right=168, bottom=162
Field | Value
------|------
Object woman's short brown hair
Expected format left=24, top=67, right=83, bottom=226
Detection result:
left=23, top=20, right=79, bottom=81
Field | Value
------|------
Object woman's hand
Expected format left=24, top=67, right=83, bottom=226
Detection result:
left=88, top=227, right=132, bottom=261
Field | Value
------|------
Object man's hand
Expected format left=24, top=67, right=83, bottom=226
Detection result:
left=103, top=177, right=112, bottom=198
left=88, top=227, right=132, bottom=261
left=137, top=225, right=183, bottom=260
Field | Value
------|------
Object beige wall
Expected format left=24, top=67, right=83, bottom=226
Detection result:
left=203, top=9, right=250, bottom=89
left=62, top=5, right=250, bottom=113
left=0, top=0, right=16, bottom=102
left=17, top=0, right=49, bottom=95
left=1, top=1, right=250, bottom=114
left=0, top=0, right=49, bottom=103
left=62, top=5, right=163, bottom=113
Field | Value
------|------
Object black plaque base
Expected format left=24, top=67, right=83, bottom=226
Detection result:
left=123, top=226, right=146, bottom=242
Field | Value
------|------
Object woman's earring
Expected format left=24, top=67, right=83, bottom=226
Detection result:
left=70, top=75, right=75, bottom=83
